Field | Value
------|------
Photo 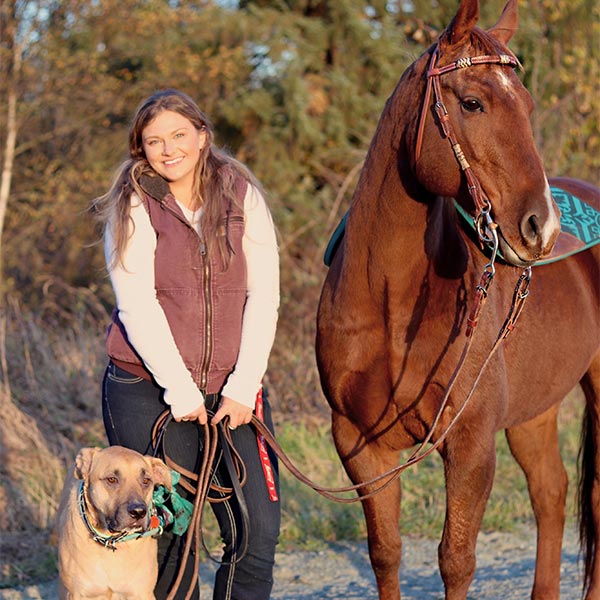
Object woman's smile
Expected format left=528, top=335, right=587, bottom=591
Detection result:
left=142, top=110, right=206, bottom=200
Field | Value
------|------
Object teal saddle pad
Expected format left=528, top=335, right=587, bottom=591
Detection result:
left=551, top=186, right=600, bottom=244
left=324, top=186, right=600, bottom=267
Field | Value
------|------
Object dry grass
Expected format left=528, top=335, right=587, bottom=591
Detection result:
left=0, top=297, right=90, bottom=529
left=0, top=290, right=108, bottom=584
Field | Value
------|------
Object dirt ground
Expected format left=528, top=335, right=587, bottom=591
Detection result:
left=0, top=526, right=583, bottom=599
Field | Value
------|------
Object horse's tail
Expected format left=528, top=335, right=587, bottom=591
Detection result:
left=578, top=364, right=600, bottom=597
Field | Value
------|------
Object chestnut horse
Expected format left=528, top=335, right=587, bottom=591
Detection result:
left=316, top=1, right=600, bottom=599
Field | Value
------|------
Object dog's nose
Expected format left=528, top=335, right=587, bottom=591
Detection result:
left=128, top=503, right=147, bottom=521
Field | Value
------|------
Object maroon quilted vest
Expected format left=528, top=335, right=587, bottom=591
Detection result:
left=106, top=172, right=248, bottom=394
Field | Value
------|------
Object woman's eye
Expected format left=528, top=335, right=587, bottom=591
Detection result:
left=174, top=132, right=185, bottom=139
left=461, top=98, right=484, bottom=112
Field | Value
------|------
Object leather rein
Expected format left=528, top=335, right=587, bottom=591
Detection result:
left=151, top=411, right=250, bottom=600
left=154, top=44, right=534, bottom=600
left=253, top=45, right=532, bottom=493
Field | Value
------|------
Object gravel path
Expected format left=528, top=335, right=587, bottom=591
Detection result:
left=0, top=527, right=583, bottom=599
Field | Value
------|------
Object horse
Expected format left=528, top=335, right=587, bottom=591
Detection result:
left=315, top=1, right=600, bottom=599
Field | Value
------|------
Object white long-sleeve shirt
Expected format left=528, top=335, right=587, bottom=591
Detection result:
left=105, top=184, right=279, bottom=418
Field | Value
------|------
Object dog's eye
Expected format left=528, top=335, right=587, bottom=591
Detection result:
left=105, top=476, right=118, bottom=485
left=141, top=477, right=152, bottom=487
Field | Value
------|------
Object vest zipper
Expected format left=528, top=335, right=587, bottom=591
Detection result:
left=160, top=201, right=213, bottom=393
left=199, top=241, right=212, bottom=392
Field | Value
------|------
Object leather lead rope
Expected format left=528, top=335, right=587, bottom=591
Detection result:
left=151, top=262, right=532, bottom=597
left=152, top=46, right=529, bottom=597
left=152, top=259, right=530, bottom=598
left=152, top=416, right=250, bottom=600
left=251, top=265, right=532, bottom=503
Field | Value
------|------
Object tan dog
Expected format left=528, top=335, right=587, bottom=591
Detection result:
left=56, top=446, right=171, bottom=599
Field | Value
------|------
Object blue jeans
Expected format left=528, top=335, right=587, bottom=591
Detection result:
left=102, top=362, right=280, bottom=600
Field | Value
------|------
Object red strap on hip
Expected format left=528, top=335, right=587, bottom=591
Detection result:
left=255, top=388, right=278, bottom=502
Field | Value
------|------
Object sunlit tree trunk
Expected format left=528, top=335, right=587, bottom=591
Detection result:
left=0, top=0, right=22, bottom=294
left=0, top=56, right=19, bottom=269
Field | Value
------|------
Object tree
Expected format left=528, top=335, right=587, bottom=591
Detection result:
left=0, top=0, right=24, bottom=288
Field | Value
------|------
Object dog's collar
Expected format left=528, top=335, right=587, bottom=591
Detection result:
left=77, top=481, right=164, bottom=551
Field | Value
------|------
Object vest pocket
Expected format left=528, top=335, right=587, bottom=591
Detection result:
left=211, top=287, right=245, bottom=370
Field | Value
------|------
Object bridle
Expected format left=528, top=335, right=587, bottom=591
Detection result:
left=415, top=44, right=519, bottom=256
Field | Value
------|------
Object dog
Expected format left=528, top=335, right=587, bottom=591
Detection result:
left=56, top=446, right=171, bottom=599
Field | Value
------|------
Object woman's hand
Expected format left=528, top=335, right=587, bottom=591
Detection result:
left=175, top=403, right=208, bottom=425
left=212, top=396, right=253, bottom=430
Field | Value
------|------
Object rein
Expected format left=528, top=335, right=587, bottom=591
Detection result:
left=251, top=262, right=532, bottom=503
left=252, top=44, right=532, bottom=500
left=154, top=44, right=534, bottom=599
left=156, top=250, right=530, bottom=596
left=151, top=412, right=250, bottom=600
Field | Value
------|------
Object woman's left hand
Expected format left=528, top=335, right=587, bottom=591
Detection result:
left=212, top=396, right=253, bottom=430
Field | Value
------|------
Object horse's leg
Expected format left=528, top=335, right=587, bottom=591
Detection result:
left=332, top=412, right=402, bottom=600
left=438, top=431, right=496, bottom=599
left=505, top=403, right=567, bottom=600
left=579, top=353, right=600, bottom=599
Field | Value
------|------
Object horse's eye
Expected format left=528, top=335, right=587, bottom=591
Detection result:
left=461, top=98, right=484, bottom=112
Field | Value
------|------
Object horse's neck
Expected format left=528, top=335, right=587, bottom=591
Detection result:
left=354, top=189, right=425, bottom=250
left=425, top=197, right=470, bottom=279
left=345, top=141, right=469, bottom=285
left=347, top=68, right=425, bottom=246
left=342, top=58, right=469, bottom=291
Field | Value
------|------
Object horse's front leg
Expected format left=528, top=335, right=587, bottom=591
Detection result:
left=363, top=475, right=402, bottom=600
left=505, top=403, right=567, bottom=600
left=438, top=430, right=496, bottom=600
left=333, top=412, right=403, bottom=600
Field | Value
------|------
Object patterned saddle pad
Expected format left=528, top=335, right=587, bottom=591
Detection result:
left=324, top=186, right=600, bottom=267
left=544, top=186, right=600, bottom=265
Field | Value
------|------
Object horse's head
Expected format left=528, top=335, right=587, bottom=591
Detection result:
left=412, top=0, right=560, bottom=266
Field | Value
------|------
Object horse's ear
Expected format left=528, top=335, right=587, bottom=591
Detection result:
left=488, top=0, right=519, bottom=45
left=438, top=0, right=479, bottom=50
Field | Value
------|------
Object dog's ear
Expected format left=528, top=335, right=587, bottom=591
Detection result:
left=150, top=457, right=172, bottom=490
left=74, top=447, right=102, bottom=480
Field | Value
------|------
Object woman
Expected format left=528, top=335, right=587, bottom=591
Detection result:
left=94, top=89, right=280, bottom=599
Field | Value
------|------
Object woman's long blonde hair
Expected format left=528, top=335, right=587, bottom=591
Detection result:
left=94, top=89, right=261, bottom=270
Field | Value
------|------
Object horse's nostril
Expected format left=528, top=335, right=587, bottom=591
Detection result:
left=522, top=213, right=542, bottom=246
left=528, top=214, right=540, bottom=237
left=128, top=503, right=147, bottom=520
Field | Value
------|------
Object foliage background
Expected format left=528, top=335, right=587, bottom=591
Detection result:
left=0, top=0, right=597, bottom=586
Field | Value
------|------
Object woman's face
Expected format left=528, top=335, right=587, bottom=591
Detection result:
left=142, top=110, right=207, bottom=191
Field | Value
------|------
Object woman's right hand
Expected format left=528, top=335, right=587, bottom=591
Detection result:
left=175, top=403, right=208, bottom=425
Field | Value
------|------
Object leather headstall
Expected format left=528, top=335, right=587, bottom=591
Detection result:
left=414, top=44, right=519, bottom=239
